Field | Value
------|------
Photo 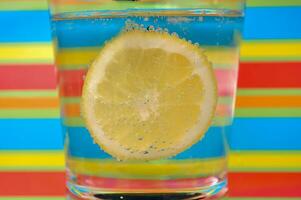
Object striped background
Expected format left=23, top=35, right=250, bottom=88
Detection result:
left=0, top=0, right=301, bottom=199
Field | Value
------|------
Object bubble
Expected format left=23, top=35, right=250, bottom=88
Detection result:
left=146, top=25, right=155, bottom=31
left=156, top=27, right=163, bottom=33
left=168, top=16, right=194, bottom=24
left=171, top=32, right=179, bottom=37
left=133, top=23, right=140, bottom=30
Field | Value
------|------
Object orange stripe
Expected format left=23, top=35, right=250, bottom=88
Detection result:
left=63, top=103, right=231, bottom=117
left=0, top=97, right=59, bottom=109
left=236, top=96, right=301, bottom=108
left=216, top=104, right=232, bottom=116
left=53, top=95, right=301, bottom=113
left=64, top=103, right=80, bottom=117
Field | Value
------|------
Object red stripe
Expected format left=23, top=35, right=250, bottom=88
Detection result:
left=228, top=172, right=301, bottom=197
left=59, top=69, right=86, bottom=97
left=0, top=64, right=57, bottom=89
left=238, top=62, right=301, bottom=88
left=66, top=189, right=227, bottom=199
left=0, top=171, right=301, bottom=197
left=1, top=62, right=300, bottom=90
left=59, top=62, right=301, bottom=96
left=58, top=69, right=237, bottom=97
left=0, top=171, right=65, bottom=196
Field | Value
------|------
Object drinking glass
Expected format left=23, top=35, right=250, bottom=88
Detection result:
left=49, top=0, right=244, bottom=199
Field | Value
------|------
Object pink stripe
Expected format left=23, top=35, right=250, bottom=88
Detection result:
left=215, top=69, right=238, bottom=96
left=77, top=175, right=219, bottom=191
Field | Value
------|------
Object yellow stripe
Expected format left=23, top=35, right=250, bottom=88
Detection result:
left=229, top=151, right=301, bottom=171
left=56, top=41, right=301, bottom=68
left=1, top=151, right=301, bottom=172
left=241, top=40, right=301, bottom=60
left=206, top=47, right=239, bottom=66
left=0, top=43, right=54, bottom=63
left=0, top=151, right=64, bottom=169
left=57, top=47, right=99, bottom=67
left=56, top=47, right=239, bottom=68
left=68, top=157, right=226, bottom=179
left=2, top=41, right=300, bottom=65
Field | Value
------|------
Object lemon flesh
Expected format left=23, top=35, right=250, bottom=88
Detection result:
left=81, top=30, right=217, bottom=161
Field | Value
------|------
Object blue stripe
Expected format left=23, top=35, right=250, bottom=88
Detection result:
left=243, top=7, right=301, bottom=39
left=0, top=11, right=51, bottom=42
left=1, top=118, right=301, bottom=150
left=0, top=119, right=63, bottom=150
left=229, top=118, right=301, bottom=150
left=1, top=7, right=300, bottom=43
left=67, top=126, right=226, bottom=159
left=55, top=15, right=242, bottom=48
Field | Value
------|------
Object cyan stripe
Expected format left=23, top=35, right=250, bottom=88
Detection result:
left=0, top=119, right=63, bottom=150
left=1, top=7, right=301, bottom=43
left=67, top=126, right=226, bottom=159
left=0, top=11, right=51, bottom=42
left=243, top=7, right=301, bottom=39
left=53, top=7, right=301, bottom=47
left=230, top=118, right=301, bottom=150
left=55, top=15, right=242, bottom=48
left=1, top=118, right=301, bottom=150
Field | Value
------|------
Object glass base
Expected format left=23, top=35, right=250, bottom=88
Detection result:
left=67, top=176, right=227, bottom=200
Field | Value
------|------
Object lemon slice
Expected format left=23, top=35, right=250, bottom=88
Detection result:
left=81, top=30, right=217, bottom=161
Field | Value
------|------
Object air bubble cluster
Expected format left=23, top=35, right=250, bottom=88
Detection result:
left=124, top=19, right=169, bottom=34
left=123, top=19, right=203, bottom=49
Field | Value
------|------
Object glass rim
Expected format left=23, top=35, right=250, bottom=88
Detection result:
left=49, top=0, right=246, bottom=16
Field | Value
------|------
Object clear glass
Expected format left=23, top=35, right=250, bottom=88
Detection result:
left=49, top=0, right=244, bottom=199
